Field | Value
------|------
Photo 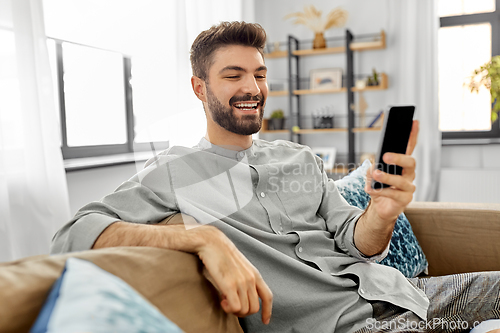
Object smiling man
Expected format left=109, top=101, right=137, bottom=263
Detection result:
left=192, top=38, right=267, bottom=146
left=51, top=22, right=500, bottom=333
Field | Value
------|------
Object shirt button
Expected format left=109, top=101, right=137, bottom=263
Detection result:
left=260, top=192, right=266, bottom=198
left=239, top=152, right=245, bottom=157
left=359, top=288, right=365, bottom=294
left=298, top=247, right=303, bottom=253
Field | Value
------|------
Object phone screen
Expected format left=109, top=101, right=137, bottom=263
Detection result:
left=372, top=106, right=415, bottom=189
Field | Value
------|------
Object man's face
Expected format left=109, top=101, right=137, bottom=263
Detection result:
left=203, top=45, right=268, bottom=135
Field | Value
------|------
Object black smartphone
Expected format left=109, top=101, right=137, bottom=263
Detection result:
left=371, top=105, right=415, bottom=190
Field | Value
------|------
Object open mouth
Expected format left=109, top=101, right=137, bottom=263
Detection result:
left=232, top=101, right=259, bottom=112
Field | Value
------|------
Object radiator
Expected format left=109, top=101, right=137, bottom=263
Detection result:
left=439, top=168, right=500, bottom=203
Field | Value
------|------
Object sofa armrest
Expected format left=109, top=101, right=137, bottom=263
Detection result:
left=0, top=246, right=243, bottom=333
left=405, top=202, right=500, bottom=276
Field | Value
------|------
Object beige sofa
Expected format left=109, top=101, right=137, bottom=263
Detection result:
left=1, top=202, right=500, bottom=333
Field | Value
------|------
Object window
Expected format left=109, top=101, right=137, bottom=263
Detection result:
left=439, top=0, right=500, bottom=140
left=47, top=39, right=168, bottom=159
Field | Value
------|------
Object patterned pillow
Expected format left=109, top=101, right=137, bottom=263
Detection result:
left=335, top=160, right=428, bottom=278
left=30, top=258, right=184, bottom=333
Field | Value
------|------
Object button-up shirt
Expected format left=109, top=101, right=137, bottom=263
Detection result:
left=51, top=138, right=429, bottom=333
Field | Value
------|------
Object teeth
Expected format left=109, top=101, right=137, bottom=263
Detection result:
left=235, top=102, right=258, bottom=108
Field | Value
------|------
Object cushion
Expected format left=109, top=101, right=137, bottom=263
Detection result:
left=335, top=160, right=428, bottom=278
left=0, top=246, right=243, bottom=333
left=30, top=258, right=183, bottom=333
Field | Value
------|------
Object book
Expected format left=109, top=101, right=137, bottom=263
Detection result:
left=368, top=110, right=384, bottom=128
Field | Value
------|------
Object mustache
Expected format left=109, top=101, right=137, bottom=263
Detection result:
left=229, top=94, right=264, bottom=105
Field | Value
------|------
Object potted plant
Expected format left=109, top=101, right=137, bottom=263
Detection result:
left=269, top=109, right=285, bottom=130
left=366, top=68, right=379, bottom=86
left=284, top=5, right=348, bottom=49
left=467, top=55, right=500, bottom=122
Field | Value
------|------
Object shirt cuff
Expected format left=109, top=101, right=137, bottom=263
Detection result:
left=64, top=213, right=120, bottom=253
left=345, top=214, right=390, bottom=263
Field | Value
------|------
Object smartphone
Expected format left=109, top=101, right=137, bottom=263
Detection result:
left=371, top=105, right=415, bottom=190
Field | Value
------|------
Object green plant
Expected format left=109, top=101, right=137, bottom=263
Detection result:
left=372, top=68, right=379, bottom=85
left=367, top=68, right=379, bottom=86
left=467, top=55, right=500, bottom=122
left=270, top=109, right=284, bottom=119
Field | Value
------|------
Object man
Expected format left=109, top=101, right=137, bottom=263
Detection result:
left=51, top=22, right=500, bottom=332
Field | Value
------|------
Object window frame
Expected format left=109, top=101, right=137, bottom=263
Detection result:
left=50, top=38, right=169, bottom=160
left=440, top=0, right=500, bottom=140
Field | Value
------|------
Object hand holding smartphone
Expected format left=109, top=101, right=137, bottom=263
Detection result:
left=371, top=106, right=415, bottom=190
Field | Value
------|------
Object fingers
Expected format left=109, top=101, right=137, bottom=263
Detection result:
left=366, top=182, right=414, bottom=204
left=256, top=275, right=273, bottom=325
left=405, top=120, right=419, bottom=155
left=216, top=259, right=257, bottom=316
left=368, top=169, right=415, bottom=192
left=222, top=268, right=272, bottom=324
left=197, top=229, right=272, bottom=325
left=382, top=153, right=416, bottom=173
left=367, top=153, right=415, bottom=190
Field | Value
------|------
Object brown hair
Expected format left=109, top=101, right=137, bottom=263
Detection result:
left=190, top=21, right=267, bottom=81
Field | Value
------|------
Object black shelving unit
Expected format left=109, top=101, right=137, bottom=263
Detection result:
left=287, top=35, right=300, bottom=143
left=288, top=29, right=358, bottom=165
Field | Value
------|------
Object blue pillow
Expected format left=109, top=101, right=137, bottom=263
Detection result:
left=335, top=160, right=428, bottom=278
left=30, top=258, right=184, bottom=333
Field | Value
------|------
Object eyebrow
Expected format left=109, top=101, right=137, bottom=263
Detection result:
left=218, top=65, right=267, bottom=74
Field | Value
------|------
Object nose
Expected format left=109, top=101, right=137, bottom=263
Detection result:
left=241, top=75, right=261, bottom=96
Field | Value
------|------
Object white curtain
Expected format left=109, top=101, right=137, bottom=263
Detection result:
left=386, top=0, right=441, bottom=201
left=0, top=0, right=70, bottom=262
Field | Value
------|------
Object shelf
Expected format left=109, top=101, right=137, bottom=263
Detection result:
left=260, top=118, right=289, bottom=134
left=293, top=127, right=381, bottom=134
left=294, top=87, right=346, bottom=95
left=295, top=128, right=345, bottom=134
left=273, top=29, right=388, bottom=167
left=291, top=30, right=385, bottom=57
left=268, top=90, right=288, bottom=97
left=293, top=46, right=345, bottom=57
left=353, top=127, right=383, bottom=133
left=263, top=30, right=385, bottom=59
left=264, top=50, right=288, bottom=58
left=350, top=30, right=386, bottom=51
left=260, top=129, right=289, bottom=134
left=293, top=73, right=388, bottom=95
left=352, top=73, right=388, bottom=91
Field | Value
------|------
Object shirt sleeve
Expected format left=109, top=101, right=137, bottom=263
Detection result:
left=345, top=217, right=391, bottom=262
left=314, top=154, right=387, bottom=261
left=50, top=157, right=179, bottom=254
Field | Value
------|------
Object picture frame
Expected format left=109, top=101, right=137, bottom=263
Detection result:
left=311, top=147, right=337, bottom=171
left=310, top=68, right=343, bottom=90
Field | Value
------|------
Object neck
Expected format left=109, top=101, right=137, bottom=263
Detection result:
left=205, top=122, right=253, bottom=151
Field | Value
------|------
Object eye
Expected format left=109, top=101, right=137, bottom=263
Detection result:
left=226, top=75, right=240, bottom=79
left=255, top=75, right=266, bottom=80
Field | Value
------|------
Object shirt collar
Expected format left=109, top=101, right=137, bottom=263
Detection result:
left=196, top=137, right=255, bottom=161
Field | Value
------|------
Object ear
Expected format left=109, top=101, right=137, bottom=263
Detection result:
left=191, top=76, right=207, bottom=102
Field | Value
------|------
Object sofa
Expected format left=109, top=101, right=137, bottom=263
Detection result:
left=1, top=202, right=500, bottom=333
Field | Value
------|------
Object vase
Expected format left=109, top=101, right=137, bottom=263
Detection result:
left=313, top=32, right=326, bottom=49
left=269, top=118, right=285, bottom=130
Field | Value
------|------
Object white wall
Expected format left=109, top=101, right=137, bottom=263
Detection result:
left=439, top=144, right=500, bottom=203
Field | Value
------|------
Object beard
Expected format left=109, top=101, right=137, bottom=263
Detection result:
left=205, top=84, right=265, bottom=136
